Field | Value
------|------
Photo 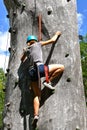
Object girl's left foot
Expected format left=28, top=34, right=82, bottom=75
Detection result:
left=43, top=82, right=55, bottom=90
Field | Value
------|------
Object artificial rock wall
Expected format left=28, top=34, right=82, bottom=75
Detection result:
left=3, top=0, right=87, bottom=130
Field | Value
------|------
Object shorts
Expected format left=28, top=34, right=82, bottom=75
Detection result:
left=28, top=64, right=49, bottom=81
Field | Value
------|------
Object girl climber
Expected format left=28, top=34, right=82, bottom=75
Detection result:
left=21, top=31, right=64, bottom=128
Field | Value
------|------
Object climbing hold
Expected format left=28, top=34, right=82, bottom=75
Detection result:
left=20, top=109, right=25, bottom=116
left=13, top=11, right=17, bottom=16
left=12, top=48, right=16, bottom=53
left=21, top=3, right=26, bottom=13
left=14, top=76, right=19, bottom=87
left=6, top=68, right=10, bottom=73
left=5, top=102, right=11, bottom=107
left=49, top=118, right=52, bottom=122
left=76, top=128, right=80, bottom=130
left=47, top=6, right=53, bottom=15
left=5, top=102, right=11, bottom=112
left=67, top=0, right=71, bottom=2
left=6, top=123, right=12, bottom=129
left=79, top=35, right=83, bottom=40
left=6, top=14, right=9, bottom=18
left=5, top=73, right=7, bottom=77
left=66, top=78, right=71, bottom=82
left=76, top=126, right=80, bottom=130
left=8, top=27, right=16, bottom=33
left=19, top=105, right=26, bottom=116
left=8, top=47, right=11, bottom=53
left=8, top=47, right=14, bottom=53
left=8, top=27, right=12, bottom=33
left=22, top=3, right=26, bottom=8
left=3, top=88, right=6, bottom=92
left=12, top=29, right=16, bottom=33
left=65, top=53, right=69, bottom=57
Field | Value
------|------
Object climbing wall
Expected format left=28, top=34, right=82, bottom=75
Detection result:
left=3, top=0, right=87, bottom=130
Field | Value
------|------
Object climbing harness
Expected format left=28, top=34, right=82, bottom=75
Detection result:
left=44, top=65, right=49, bottom=83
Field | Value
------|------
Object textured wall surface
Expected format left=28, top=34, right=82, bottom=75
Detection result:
left=3, top=0, right=87, bottom=130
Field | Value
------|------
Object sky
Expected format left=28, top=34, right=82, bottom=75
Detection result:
left=0, top=0, right=87, bottom=71
left=77, top=0, right=87, bottom=35
left=0, top=0, right=10, bottom=72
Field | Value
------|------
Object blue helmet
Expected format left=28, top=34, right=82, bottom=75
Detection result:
left=26, top=35, right=38, bottom=43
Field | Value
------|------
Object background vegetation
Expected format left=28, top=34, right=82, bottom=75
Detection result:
left=0, top=68, right=6, bottom=127
left=79, top=34, right=87, bottom=101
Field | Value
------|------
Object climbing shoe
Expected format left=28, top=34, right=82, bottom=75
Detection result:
left=32, top=115, right=39, bottom=129
left=43, top=81, right=55, bottom=90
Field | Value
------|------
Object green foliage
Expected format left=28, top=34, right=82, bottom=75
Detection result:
left=80, top=34, right=87, bottom=100
left=0, top=68, right=6, bottom=127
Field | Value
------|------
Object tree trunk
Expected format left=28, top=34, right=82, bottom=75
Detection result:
left=3, top=0, right=87, bottom=130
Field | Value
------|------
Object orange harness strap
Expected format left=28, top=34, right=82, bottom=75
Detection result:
left=38, top=14, right=42, bottom=41
left=38, top=15, right=49, bottom=83
left=44, top=65, right=49, bottom=83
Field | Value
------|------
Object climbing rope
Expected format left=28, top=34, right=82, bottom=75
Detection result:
left=32, top=0, right=42, bottom=41
left=38, top=14, right=42, bottom=41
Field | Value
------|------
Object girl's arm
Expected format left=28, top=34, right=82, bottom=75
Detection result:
left=20, top=48, right=27, bottom=62
left=40, top=31, right=61, bottom=46
left=21, top=53, right=26, bottom=62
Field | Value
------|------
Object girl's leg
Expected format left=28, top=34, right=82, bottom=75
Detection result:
left=31, top=81, right=41, bottom=116
left=48, top=64, right=64, bottom=82
left=43, top=64, right=64, bottom=89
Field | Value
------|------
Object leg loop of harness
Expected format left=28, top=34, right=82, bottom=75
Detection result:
left=44, top=65, right=49, bottom=83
